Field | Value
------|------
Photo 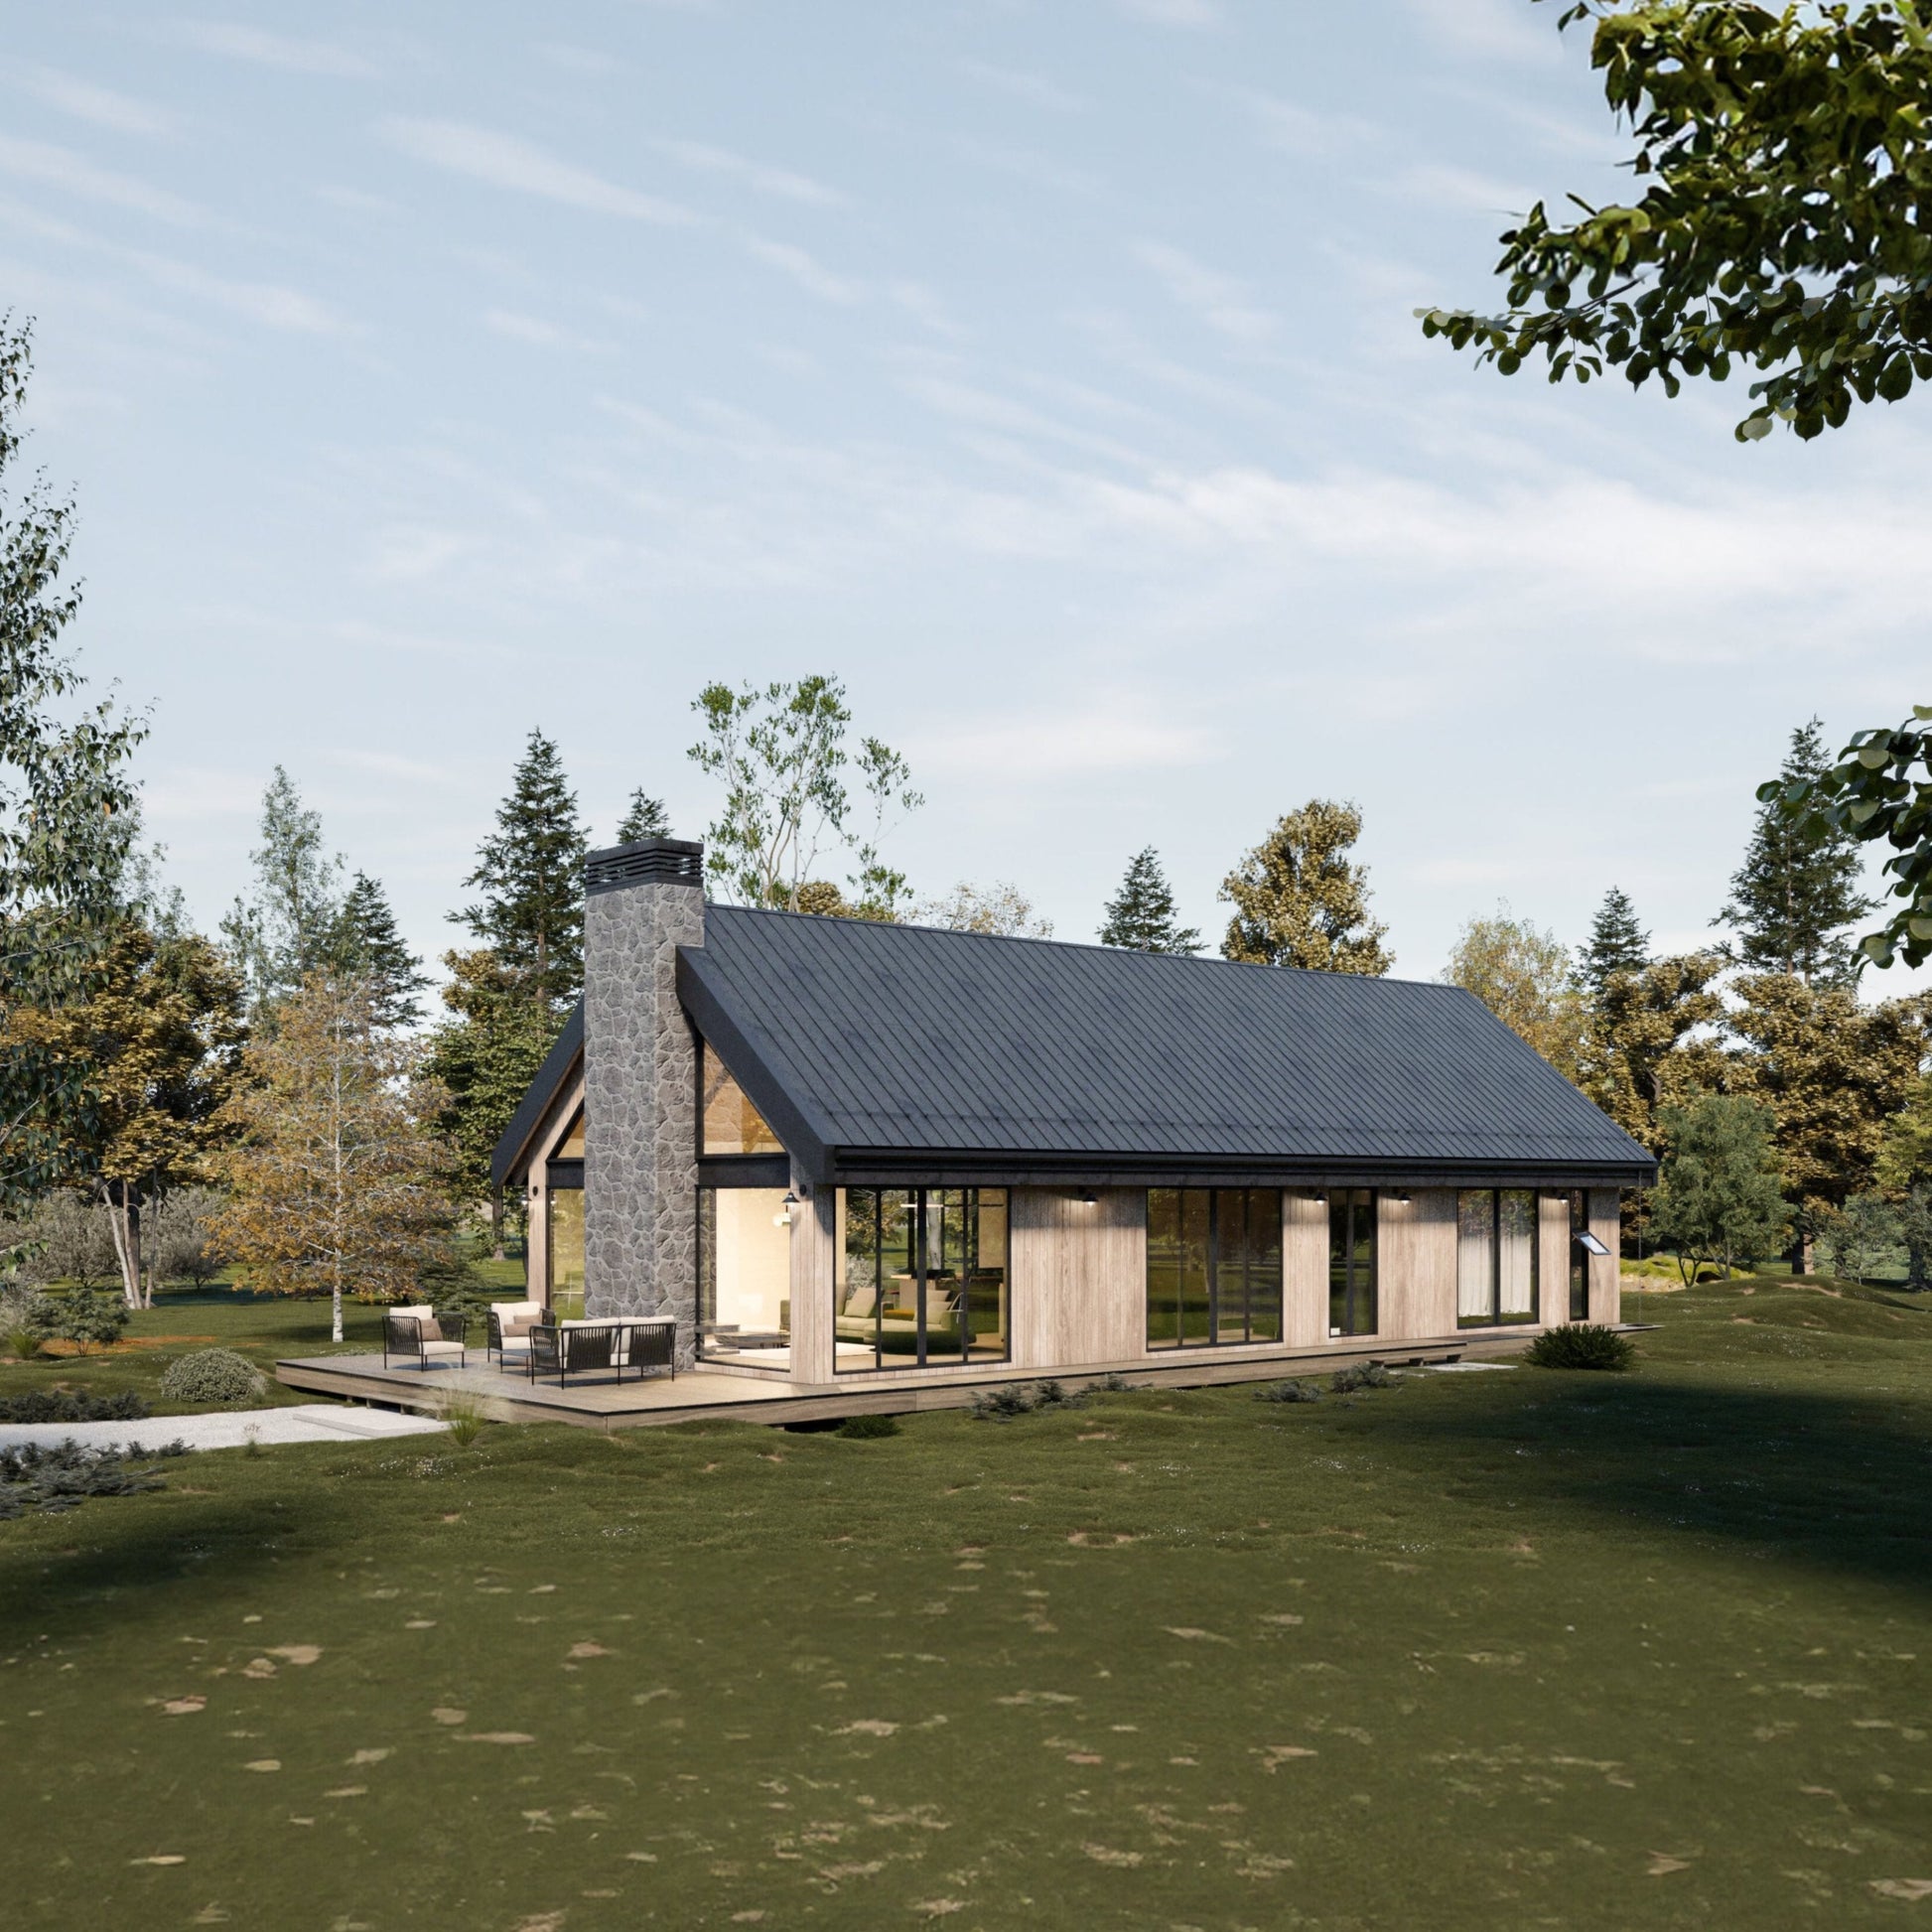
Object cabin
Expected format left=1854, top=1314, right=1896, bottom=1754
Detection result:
left=489, top=838, right=1651, bottom=1393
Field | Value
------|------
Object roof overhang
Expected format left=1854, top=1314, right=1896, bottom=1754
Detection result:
left=490, top=1004, right=584, bottom=1191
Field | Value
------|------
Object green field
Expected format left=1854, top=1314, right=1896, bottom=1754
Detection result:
left=3, top=1278, right=1930, bottom=1928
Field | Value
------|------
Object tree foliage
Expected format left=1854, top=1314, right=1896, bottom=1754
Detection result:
left=689, top=676, right=921, bottom=918
left=0, top=317, right=147, bottom=1214
left=1423, top=0, right=1932, bottom=442
left=1098, top=848, right=1200, bottom=954
left=1576, top=950, right=1727, bottom=1148
left=616, top=789, right=670, bottom=844
left=458, top=731, right=587, bottom=1012
left=211, top=974, right=456, bottom=1342
left=1719, top=717, right=1872, bottom=985
left=219, top=765, right=345, bottom=1015
left=913, top=880, right=1053, bottom=939
left=1444, top=905, right=1587, bottom=1079
left=333, top=871, right=428, bottom=1031
left=1725, top=970, right=1929, bottom=1225
left=1648, top=1092, right=1788, bottom=1281
left=1219, top=799, right=1391, bottom=975
left=1576, top=886, right=1650, bottom=1004
left=1816, top=1190, right=1902, bottom=1284
left=1766, top=704, right=1932, bottom=970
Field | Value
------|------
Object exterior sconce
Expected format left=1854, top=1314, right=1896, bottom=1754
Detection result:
left=1577, top=1231, right=1610, bottom=1257
left=1395, top=1190, right=1413, bottom=1204
left=775, top=1190, right=799, bottom=1229
left=1306, top=1188, right=1327, bottom=1202
left=1077, top=1188, right=1098, bottom=1205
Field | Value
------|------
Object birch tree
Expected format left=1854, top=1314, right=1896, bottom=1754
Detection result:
left=211, top=974, right=456, bottom=1343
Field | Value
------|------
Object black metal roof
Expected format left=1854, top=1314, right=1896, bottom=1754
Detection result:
left=676, top=906, right=1656, bottom=1187
left=489, top=1002, right=583, bottom=1190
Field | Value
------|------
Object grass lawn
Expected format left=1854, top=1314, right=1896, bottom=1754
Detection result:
left=3, top=1279, right=1930, bottom=1929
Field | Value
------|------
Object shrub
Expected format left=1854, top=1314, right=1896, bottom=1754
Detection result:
left=0, top=1287, right=62, bottom=1355
left=1093, top=1372, right=1138, bottom=1393
left=159, top=1347, right=266, bottom=1407
left=0, top=1389, right=150, bottom=1425
left=1256, top=1378, right=1323, bottom=1404
left=836, top=1412, right=899, bottom=1440
left=1331, top=1361, right=1396, bottom=1394
left=440, top=1391, right=487, bottom=1449
left=970, top=1384, right=1037, bottom=1421
left=60, top=1287, right=129, bottom=1351
left=0, top=1440, right=187, bottom=1519
left=1526, top=1323, right=1636, bottom=1372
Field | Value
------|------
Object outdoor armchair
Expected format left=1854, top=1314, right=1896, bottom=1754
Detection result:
left=382, top=1308, right=467, bottom=1371
left=486, top=1301, right=545, bottom=1366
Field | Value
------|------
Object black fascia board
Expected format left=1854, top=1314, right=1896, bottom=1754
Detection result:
left=676, top=947, right=834, bottom=1182
left=698, top=1154, right=792, bottom=1189
left=490, top=1002, right=584, bottom=1190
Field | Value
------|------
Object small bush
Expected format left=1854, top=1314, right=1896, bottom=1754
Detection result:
left=1093, top=1372, right=1138, bottom=1394
left=440, top=1392, right=487, bottom=1449
left=836, top=1412, right=899, bottom=1440
left=1256, top=1378, right=1323, bottom=1404
left=159, top=1347, right=266, bottom=1407
left=1526, top=1323, right=1635, bottom=1372
left=1331, top=1361, right=1396, bottom=1394
left=61, top=1287, right=130, bottom=1351
left=0, top=1440, right=187, bottom=1519
left=970, top=1384, right=1037, bottom=1421
left=0, top=1389, right=150, bottom=1425
left=0, top=1287, right=62, bottom=1353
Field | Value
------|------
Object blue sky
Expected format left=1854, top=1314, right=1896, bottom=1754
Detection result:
left=6, top=1, right=1928, bottom=992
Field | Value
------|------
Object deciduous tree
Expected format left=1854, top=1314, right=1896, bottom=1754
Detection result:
left=1443, top=905, right=1587, bottom=1080
left=1220, top=799, right=1391, bottom=975
left=220, top=766, right=345, bottom=1016
left=1575, top=951, right=1727, bottom=1148
left=914, top=881, right=1052, bottom=939
left=1648, top=1092, right=1788, bottom=1282
left=0, top=317, right=146, bottom=1215
left=1423, top=1, right=1932, bottom=443
left=1816, top=1192, right=1902, bottom=1286
left=211, top=974, right=456, bottom=1343
left=1718, top=718, right=1872, bottom=986
left=1098, top=849, right=1199, bottom=955
left=689, top=676, right=921, bottom=917
left=458, top=731, right=587, bottom=1011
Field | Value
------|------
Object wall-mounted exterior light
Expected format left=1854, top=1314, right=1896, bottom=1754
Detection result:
left=775, top=1189, right=799, bottom=1229
left=1078, top=1189, right=1098, bottom=1205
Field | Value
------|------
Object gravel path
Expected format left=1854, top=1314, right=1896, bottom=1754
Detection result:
left=0, top=1404, right=450, bottom=1454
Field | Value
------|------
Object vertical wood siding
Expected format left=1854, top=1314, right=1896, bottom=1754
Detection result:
left=1377, top=1190, right=1456, bottom=1340
left=1283, top=1190, right=1329, bottom=1346
left=1010, top=1186, right=1147, bottom=1368
left=788, top=1187, right=836, bottom=1382
left=1588, top=1187, right=1622, bottom=1325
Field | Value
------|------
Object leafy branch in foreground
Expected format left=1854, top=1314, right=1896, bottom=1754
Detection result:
left=1422, top=1, right=1932, bottom=441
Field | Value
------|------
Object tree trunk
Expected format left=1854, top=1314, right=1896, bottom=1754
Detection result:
left=103, top=1184, right=143, bottom=1311
left=490, top=1182, right=504, bottom=1263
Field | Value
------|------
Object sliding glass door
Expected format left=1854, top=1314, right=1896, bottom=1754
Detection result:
left=1146, top=1188, right=1283, bottom=1349
left=836, top=1188, right=1009, bottom=1372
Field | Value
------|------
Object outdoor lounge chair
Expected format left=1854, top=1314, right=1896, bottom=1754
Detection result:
left=382, top=1308, right=467, bottom=1371
left=527, top=1320, right=616, bottom=1387
left=621, top=1318, right=676, bottom=1380
left=485, top=1301, right=544, bottom=1366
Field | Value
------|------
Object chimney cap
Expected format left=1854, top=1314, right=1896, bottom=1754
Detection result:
left=585, top=837, right=704, bottom=897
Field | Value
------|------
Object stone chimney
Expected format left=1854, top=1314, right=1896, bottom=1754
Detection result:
left=581, top=838, right=705, bottom=1357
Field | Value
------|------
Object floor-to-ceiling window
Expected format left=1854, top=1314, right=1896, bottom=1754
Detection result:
left=1568, top=1189, right=1589, bottom=1320
left=1456, top=1189, right=1538, bottom=1328
left=697, top=1187, right=792, bottom=1370
left=1146, top=1188, right=1282, bottom=1348
left=835, top=1188, right=1009, bottom=1371
left=548, top=1188, right=585, bottom=1320
left=1328, top=1188, right=1377, bottom=1337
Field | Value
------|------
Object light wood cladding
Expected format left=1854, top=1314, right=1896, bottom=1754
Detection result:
left=1011, top=1186, right=1146, bottom=1368
left=524, top=1071, right=584, bottom=1306
left=1538, top=1191, right=1571, bottom=1325
left=788, top=1188, right=835, bottom=1382
left=1284, top=1191, right=1328, bottom=1346
left=1376, top=1191, right=1456, bottom=1340
left=1588, top=1187, right=1621, bottom=1325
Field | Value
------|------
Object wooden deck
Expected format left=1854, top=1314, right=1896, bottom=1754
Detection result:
left=275, top=1330, right=1536, bottom=1433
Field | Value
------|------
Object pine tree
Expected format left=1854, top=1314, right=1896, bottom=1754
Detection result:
left=1220, top=800, right=1391, bottom=975
left=1717, top=718, right=1874, bottom=985
left=617, top=790, right=670, bottom=844
left=333, top=873, right=430, bottom=1030
left=1577, top=888, right=1650, bottom=1002
left=1098, top=849, right=1199, bottom=954
left=220, top=766, right=344, bottom=1013
left=457, top=731, right=587, bottom=1010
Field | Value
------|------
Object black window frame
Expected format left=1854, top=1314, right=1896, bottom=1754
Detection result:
left=1145, top=1187, right=1283, bottom=1351
left=1328, top=1188, right=1377, bottom=1338
left=1455, top=1187, right=1540, bottom=1329
left=836, top=1186, right=1010, bottom=1374
left=1568, top=1189, right=1590, bottom=1321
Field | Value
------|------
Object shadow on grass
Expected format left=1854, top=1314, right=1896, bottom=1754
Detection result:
left=1379, top=1373, right=1932, bottom=1595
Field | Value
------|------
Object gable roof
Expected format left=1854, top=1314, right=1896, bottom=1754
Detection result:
left=677, top=905, right=1656, bottom=1186
left=489, top=1002, right=583, bottom=1190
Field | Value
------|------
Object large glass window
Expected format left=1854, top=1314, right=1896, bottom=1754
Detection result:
left=556, top=1107, right=585, bottom=1158
left=1147, top=1188, right=1282, bottom=1349
left=1568, top=1189, right=1589, bottom=1320
left=1456, top=1189, right=1538, bottom=1328
left=835, top=1188, right=1008, bottom=1372
left=548, top=1188, right=585, bottom=1321
left=1328, top=1189, right=1376, bottom=1337
left=697, top=1188, right=792, bottom=1371
left=700, top=1041, right=783, bottom=1155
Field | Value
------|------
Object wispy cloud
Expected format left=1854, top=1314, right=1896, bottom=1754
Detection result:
left=175, top=20, right=377, bottom=78
left=1132, top=241, right=1277, bottom=345
left=652, top=137, right=846, bottom=207
left=133, top=252, right=356, bottom=333
left=379, top=118, right=695, bottom=224
left=1403, top=0, right=1561, bottom=65
left=483, top=308, right=613, bottom=352
left=745, top=235, right=862, bottom=304
left=919, top=700, right=1217, bottom=777
left=958, top=59, right=1087, bottom=114
left=1393, top=161, right=1533, bottom=213
left=1211, top=82, right=1378, bottom=158
left=18, top=66, right=179, bottom=137
left=537, top=42, right=622, bottom=77
left=0, top=134, right=205, bottom=226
